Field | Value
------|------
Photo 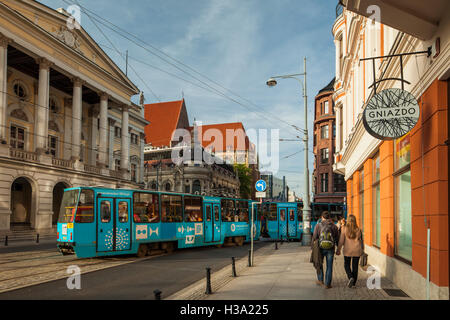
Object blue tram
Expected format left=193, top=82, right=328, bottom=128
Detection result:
left=259, top=201, right=347, bottom=241
left=57, top=187, right=261, bottom=258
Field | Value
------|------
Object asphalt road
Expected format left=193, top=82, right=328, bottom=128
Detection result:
left=0, top=241, right=271, bottom=300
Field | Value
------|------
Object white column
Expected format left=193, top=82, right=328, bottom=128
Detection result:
left=71, top=77, right=83, bottom=161
left=98, top=93, right=108, bottom=167
left=63, top=98, right=72, bottom=160
left=120, top=105, right=130, bottom=173
left=0, top=35, right=9, bottom=143
left=89, top=106, right=99, bottom=166
left=35, top=58, right=52, bottom=154
left=139, top=133, right=145, bottom=183
left=335, top=105, right=342, bottom=153
left=108, top=118, right=116, bottom=169
left=335, top=39, right=341, bottom=80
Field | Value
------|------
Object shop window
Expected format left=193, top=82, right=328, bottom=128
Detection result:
left=359, top=169, right=364, bottom=235
left=394, top=134, right=412, bottom=262
left=373, top=153, right=380, bottom=248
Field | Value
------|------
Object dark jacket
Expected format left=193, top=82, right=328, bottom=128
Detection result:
left=312, top=219, right=339, bottom=249
left=310, top=239, right=323, bottom=270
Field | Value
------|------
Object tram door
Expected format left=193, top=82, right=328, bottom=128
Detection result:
left=287, top=208, right=297, bottom=238
left=213, top=205, right=221, bottom=242
left=204, top=204, right=213, bottom=243
left=278, top=207, right=287, bottom=239
left=97, top=198, right=131, bottom=252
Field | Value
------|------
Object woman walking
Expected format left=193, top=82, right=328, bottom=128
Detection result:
left=336, top=214, right=364, bottom=288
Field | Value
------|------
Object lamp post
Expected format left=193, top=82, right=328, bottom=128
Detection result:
left=266, top=57, right=312, bottom=246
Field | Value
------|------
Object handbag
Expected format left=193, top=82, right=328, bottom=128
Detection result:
left=359, top=231, right=368, bottom=266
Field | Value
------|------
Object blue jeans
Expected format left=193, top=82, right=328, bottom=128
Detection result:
left=317, top=249, right=335, bottom=286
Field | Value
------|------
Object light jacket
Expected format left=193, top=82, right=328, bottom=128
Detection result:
left=337, top=226, right=364, bottom=257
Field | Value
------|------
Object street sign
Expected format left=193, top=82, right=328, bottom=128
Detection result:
left=256, top=192, right=266, bottom=198
left=255, top=180, right=267, bottom=192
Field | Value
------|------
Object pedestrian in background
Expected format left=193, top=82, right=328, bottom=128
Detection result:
left=337, top=216, right=346, bottom=239
left=336, top=214, right=364, bottom=288
left=312, top=211, right=339, bottom=289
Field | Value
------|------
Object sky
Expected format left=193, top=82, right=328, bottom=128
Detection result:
left=39, top=0, right=338, bottom=200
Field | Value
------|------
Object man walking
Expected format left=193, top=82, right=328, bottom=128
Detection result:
left=312, top=211, right=339, bottom=289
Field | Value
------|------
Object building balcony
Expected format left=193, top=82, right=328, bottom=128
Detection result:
left=2, top=145, right=136, bottom=183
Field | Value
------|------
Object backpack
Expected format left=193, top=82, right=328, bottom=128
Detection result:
left=319, top=222, right=335, bottom=250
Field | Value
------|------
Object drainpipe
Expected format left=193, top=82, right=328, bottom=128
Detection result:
left=427, top=228, right=430, bottom=300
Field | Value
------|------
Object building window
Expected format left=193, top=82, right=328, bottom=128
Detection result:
left=13, top=82, right=27, bottom=100
left=10, top=125, right=25, bottom=150
left=333, top=123, right=336, bottom=138
left=321, top=125, right=329, bottom=139
left=323, top=100, right=329, bottom=114
left=321, top=173, right=329, bottom=193
left=115, top=127, right=122, bottom=138
left=48, top=135, right=58, bottom=157
left=394, top=134, right=412, bottom=262
left=115, top=159, right=121, bottom=171
left=131, top=164, right=137, bottom=182
left=165, top=182, right=171, bottom=191
left=320, top=148, right=329, bottom=164
left=49, top=97, right=59, bottom=113
left=373, top=153, right=381, bottom=248
left=130, top=133, right=139, bottom=145
left=333, top=173, right=346, bottom=193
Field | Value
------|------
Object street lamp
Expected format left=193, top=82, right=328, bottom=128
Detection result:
left=266, top=57, right=312, bottom=246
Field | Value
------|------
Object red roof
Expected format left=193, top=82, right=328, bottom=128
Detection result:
left=190, top=122, right=250, bottom=152
left=144, top=100, right=185, bottom=147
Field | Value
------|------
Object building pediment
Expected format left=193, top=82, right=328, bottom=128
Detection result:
left=0, top=0, right=139, bottom=97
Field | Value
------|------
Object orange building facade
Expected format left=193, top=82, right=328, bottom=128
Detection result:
left=333, top=2, right=449, bottom=299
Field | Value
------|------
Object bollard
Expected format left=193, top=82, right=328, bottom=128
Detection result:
left=205, top=267, right=212, bottom=294
left=36, top=234, right=40, bottom=244
left=231, top=257, right=237, bottom=277
left=275, top=241, right=278, bottom=250
left=248, top=249, right=252, bottom=267
left=4, top=235, right=8, bottom=246
left=153, top=289, right=162, bottom=300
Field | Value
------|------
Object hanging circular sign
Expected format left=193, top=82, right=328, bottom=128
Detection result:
left=363, top=88, right=420, bottom=140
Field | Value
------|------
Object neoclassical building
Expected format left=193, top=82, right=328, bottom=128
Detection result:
left=0, top=0, right=148, bottom=231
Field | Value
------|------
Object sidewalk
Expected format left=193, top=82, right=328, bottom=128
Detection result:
left=175, top=242, right=411, bottom=300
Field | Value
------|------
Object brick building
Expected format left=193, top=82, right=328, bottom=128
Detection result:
left=313, top=78, right=346, bottom=203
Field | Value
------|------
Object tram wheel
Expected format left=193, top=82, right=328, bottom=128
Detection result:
left=137, top=244, right=148, bottom=258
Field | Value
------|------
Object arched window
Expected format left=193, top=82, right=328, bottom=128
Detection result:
left=165, top=182, right=171, bottom=192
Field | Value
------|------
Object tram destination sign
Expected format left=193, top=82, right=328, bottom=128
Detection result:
left=363, top=88, right=420, bottom=140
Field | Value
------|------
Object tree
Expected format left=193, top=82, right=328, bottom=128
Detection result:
left=234, top=164, right=252, bottom=199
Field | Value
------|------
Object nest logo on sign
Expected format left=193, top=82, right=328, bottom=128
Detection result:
left=363, top=88, right=420, bottom=140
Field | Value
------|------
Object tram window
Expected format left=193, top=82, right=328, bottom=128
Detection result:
left=206, top=206, right=212, bottom=222
left=161, top=194, right=182, bottom=223
left=297, top=204, right=303, bottom=222
left=184, top=196, right=203, bottom=222
left=133, top=192, right=160, bottom=223
left=289, top=209, right=295, bottom=221
left=118, top=202, right=128, bottom=223
left=100, top=201, right=111, bottom=223
left=75, top=190, right=94, bottom=223
left=214, top=206, right=220, bottom=221
left=58, top=189, right=79, bottom=223
left=221, top=199, right=235, bottom=222
left=280, top=209, right=286, bottom=221
left=268, top=204, right=278, bottom=221
left=236, top=201, right=249, bottom=222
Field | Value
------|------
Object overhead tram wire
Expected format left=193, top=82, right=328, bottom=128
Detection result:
left=61, top=0, right=305, bottom=137
left=70, top=0, right=161, bottom=103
